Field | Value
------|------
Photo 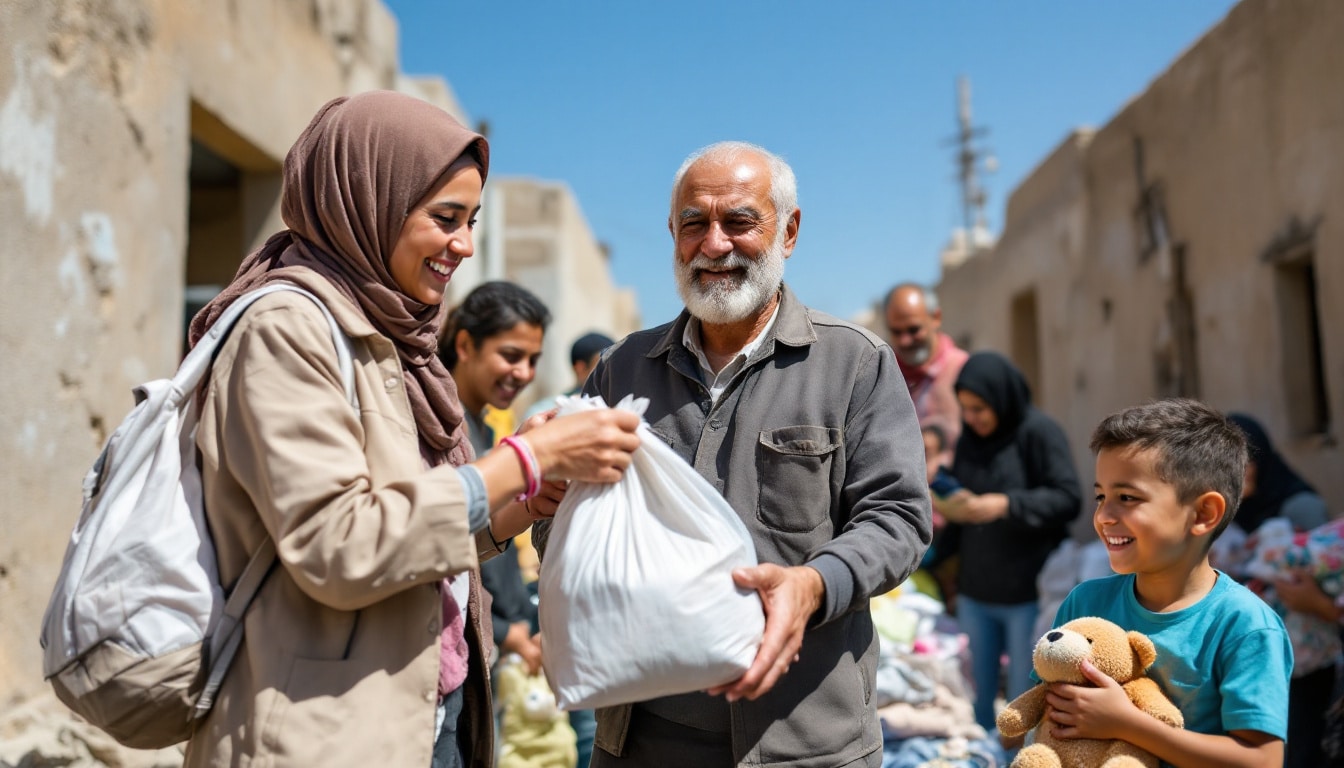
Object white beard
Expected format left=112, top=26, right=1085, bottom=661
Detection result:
left=675, top=239, right=786, bottom=325
left=899, top=342, right=934, bottom=366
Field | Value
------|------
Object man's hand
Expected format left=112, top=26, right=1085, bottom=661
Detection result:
left=706, top=564, right=823, bottom=702
left=501, top=621, right=543, bottom=675
left=1045, top=659, right=1138, bottom=740
left=524, top=479, right=569, bottom=520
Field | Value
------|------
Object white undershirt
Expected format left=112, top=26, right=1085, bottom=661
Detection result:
left=681, top=303, right=780, bottom=404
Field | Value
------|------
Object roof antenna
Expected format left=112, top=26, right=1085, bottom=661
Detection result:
left=947, top=75, right=996, bottom=253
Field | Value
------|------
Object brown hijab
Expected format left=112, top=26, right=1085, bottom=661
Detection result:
left=189, top=91, right=488, bottom=466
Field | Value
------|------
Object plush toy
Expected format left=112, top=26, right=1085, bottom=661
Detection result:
left=1244, top=517, right=1344, bottom=595
left=996, top=617, right=1183, bottom=768
left=495, top=654, right=577, bottom=768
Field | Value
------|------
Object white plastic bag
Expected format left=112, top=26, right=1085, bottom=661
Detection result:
left=538, top=394, right=765, bottom=710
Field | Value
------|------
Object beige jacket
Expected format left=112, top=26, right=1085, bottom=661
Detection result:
left=185, top=281, right=500, bottom=767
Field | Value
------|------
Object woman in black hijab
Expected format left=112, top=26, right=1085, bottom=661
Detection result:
left=1228, top=413, right=1331, bottom=768
left=936, top=351, right=1082, bottom=734
left=1228, top=413, right=1327, bottom=534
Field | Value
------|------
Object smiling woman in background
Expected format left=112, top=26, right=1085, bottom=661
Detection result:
left=441, top=281, right=550, bottom=459
left=1227, top=412, right=1331, bottom=768
left=440, top=280, right=551, bottom=676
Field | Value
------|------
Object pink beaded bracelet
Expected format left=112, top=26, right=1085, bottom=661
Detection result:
left=499, top=435, right=542, bottom=502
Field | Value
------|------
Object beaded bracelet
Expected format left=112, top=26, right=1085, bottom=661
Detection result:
left=500, top=435, right=542, bottom=502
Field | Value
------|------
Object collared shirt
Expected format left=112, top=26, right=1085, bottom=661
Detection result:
left=896, top=331, right=969, bottom=449
left=680, top=302, right=780, bottom=404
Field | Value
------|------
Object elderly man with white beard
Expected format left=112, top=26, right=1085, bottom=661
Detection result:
left=532, top=141, right=932, bottom=768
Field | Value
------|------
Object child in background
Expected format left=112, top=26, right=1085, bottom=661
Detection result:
left=920, top=424, right=960, bottom=605
left=1048, top=399, right=1291, bottom=766
left=923, top=424, right=964, bottom=503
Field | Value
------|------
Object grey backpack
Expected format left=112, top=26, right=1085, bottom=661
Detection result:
left=39, top=284, right=356, bottom=748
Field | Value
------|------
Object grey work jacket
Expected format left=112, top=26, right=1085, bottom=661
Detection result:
left=535, top=285, right=932, bottom=768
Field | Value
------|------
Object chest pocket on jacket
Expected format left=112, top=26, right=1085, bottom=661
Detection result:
left=756, top=425, right=842, bottom=533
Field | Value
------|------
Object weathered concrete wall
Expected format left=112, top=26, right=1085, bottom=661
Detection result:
left=0, top=0, right=460, bottom=710
left=491, top=177, right=642, bottom=411
left=938, top=0, right=1344, bottom=511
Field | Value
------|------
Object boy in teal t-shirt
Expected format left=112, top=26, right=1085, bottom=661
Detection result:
left=1045, top=399, right=1290, bottom=766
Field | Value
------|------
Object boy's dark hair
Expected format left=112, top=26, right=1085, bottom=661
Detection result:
left=921, top=423, right=948, bottom=454
left=1090, top=398, right=1247, bottom=543
left=439, top=281, right=551, bottom=369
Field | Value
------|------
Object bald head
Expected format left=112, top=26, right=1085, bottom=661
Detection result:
left=884, top=283, right=942, bottom=366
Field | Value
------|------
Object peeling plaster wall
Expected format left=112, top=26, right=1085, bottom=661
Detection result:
left=0, top=0, right=453, bottom=709
left=937, top=0, right=1344, bottom=510
left=491, top=178, right=642, bottom=414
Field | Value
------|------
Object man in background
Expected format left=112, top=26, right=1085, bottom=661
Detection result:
left=883, top=283, right=968, bottom=462
left=564, top=332, right=614, bottom=396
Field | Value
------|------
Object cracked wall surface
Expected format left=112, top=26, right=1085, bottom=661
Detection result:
left=936, top=0, right=1344, bottom=517
left=0, top=0, right=464, bottom=711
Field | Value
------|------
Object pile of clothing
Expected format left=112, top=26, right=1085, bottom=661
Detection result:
left=870, top=583, right=1005, bottom=768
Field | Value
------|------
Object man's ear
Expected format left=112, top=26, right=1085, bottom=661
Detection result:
left=1190, top=490, right=1227, bottom=537
left=667, top=215, right=675, bottom=240
left=780, top=208, right=801, bottom=258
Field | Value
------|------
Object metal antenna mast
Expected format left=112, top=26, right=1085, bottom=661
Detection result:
left=948, top=76, right=995, bottom=245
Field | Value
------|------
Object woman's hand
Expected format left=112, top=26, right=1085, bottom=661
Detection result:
left=930, top=489, right=968, bottom=520
left=477, top=407, right=639, bottom=542
left=936, top=491, right=1009, bottom=524
left=526, top=408, right=640, bottom=484
left=501, top=622, right=543, bottom=675
left=1274, top=568, right=1340, bottom=623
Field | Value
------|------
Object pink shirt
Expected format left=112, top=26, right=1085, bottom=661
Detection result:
left=438, top=576, right=469, bottom=696
left=897, top=333, right=969, bottom=455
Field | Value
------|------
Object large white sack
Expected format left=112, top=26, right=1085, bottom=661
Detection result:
left=538, top=395, right=765, bottom=711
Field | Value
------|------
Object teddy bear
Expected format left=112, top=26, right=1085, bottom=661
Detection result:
left=495, top=654, right=577, bottom=768
left=996, top=616, right=1183, bottom=768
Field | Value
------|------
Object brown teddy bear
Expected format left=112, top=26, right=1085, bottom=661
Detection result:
left=996, top=616, right=1183, bottom=768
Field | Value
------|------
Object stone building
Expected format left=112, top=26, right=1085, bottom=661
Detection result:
left=482, top=177, right=641, bottom=414
left=937, top=0, right=1343, bottom=511
left=0, top=0, right=637, bottom=730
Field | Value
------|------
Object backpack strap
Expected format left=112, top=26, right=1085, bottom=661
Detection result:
left=194, top=537, right=277, bottom=717
left=178, top=283, right=357, bottom=409
left=191, top=283, right=358, bottom=720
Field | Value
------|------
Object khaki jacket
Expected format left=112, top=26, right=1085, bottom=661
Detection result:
left=186, top=279, right=500, bottom=767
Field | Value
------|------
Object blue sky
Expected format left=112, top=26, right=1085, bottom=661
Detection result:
left=388, top=1, right=1239, bottom=325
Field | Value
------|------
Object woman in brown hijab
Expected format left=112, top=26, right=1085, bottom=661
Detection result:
left=184, top=91, right=639, bottom=768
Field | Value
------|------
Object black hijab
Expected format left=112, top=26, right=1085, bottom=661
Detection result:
left=1228, top=413, right=1314, bottom=533
left=953, top=351, right=1033, bottom=460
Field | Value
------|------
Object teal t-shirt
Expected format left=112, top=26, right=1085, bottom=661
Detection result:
left=1054, top=572, right=1291, bottom=740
